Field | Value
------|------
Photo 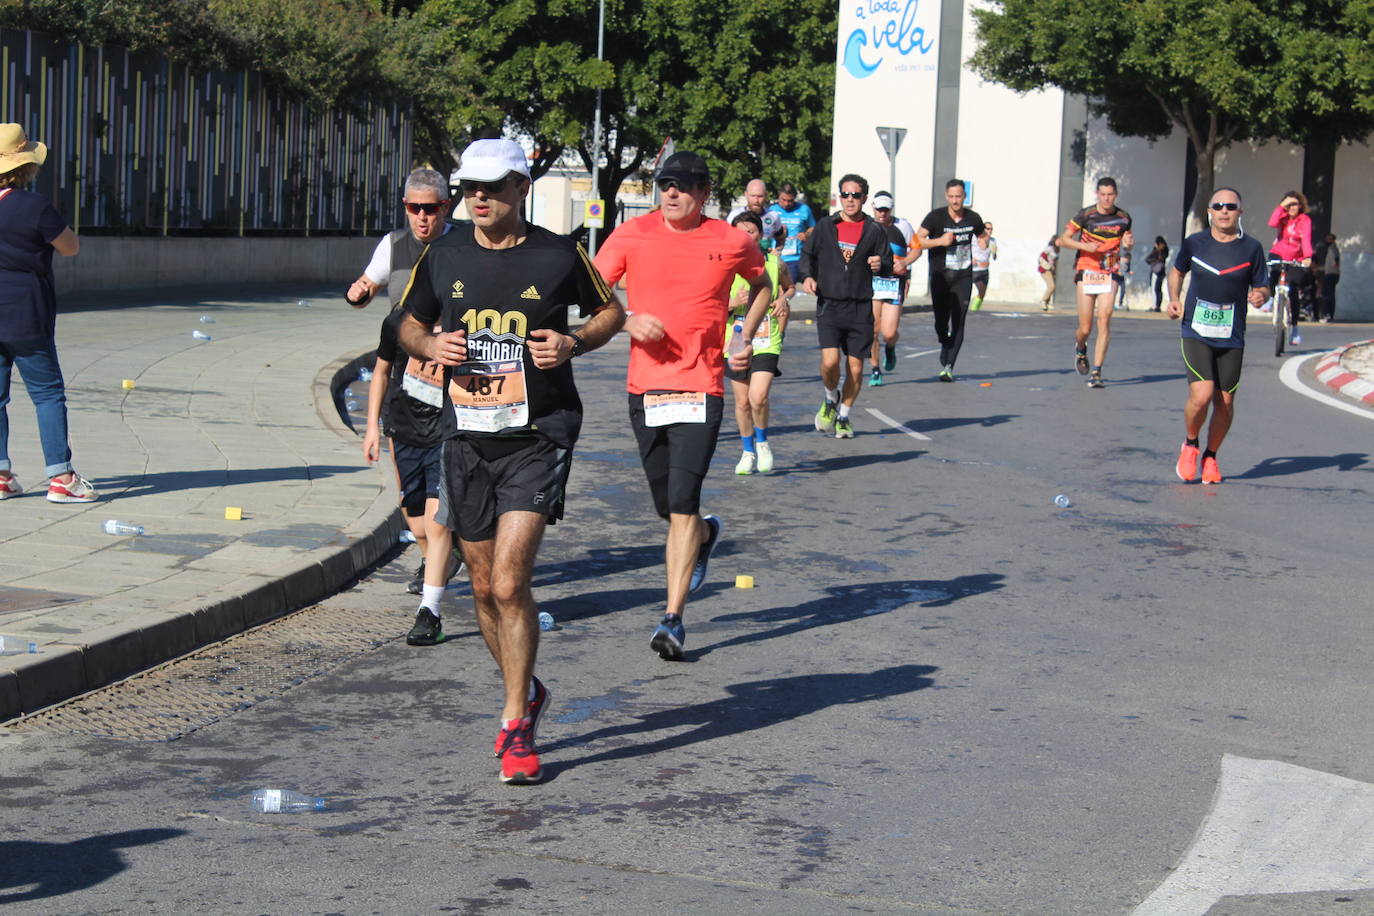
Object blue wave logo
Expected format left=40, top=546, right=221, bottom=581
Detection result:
left=843, top=29, right=882, bottom=79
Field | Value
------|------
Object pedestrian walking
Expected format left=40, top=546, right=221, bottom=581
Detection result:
left=1037, top=235, right=1059, bottom=311
left=1145, top=236, right=1169, bottom=311
left=0, top=123, right=97, bottom=504
left=1314, top=232, right=1339, bottom=323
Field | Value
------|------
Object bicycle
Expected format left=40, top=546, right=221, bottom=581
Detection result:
left=1266, top=258, right=1303, bottom=357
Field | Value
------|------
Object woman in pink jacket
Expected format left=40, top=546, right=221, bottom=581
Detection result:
left=1267, top=191, right=1313, bottom=345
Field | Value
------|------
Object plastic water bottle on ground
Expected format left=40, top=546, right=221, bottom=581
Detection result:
left=103, top=520, right=145, bottom=536
left=199, top=315, right=216, bottom=324
left=538, top=611, right=556, bottom=632
left=1053, top=494, right=1072, bottom=509
left=0, top=636, right=39, bottom=655
left=398, top=530, right=416, bottom=544
left=192, top=330, right=212, bottom=341
left=297, top=298, right=311, bottom=309
left=252, top=788, right=326, bottom=813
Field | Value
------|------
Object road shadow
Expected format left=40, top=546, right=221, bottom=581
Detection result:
left=782, top=449, right=925, bottom=474
left=696, top=575, right=1003, bottom=658
left=538, top=581, right=731, bottom=625
left=532, top=544, right=666, bottom=589
left=1088, top=372, right=1183, bottom=387
left=543, top=664, right=937, bottom=772
left=95, top=465, right=368, bottom=497
left=901, top=414, right=1018, bottom=433
left=1230, top=452, right=1370, bottom=480
left=0, top=829, right=185, bottom=904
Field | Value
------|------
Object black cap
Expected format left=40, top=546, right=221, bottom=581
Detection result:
left=657, top=151, right=710, bottom=184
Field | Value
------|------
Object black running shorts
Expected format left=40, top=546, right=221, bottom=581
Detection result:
left=437, top=436, right=571, bottom=541
left=1180, top=338, right=1243, bottom=392
left=817, top=298, right=873, bottom=358
left=392, top=439, right=443, bottom=516
left=723, top=352, right=781, bottom=384
left=628, top=392, right=724, bottom=519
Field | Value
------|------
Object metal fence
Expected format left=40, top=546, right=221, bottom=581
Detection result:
left=1, top=29, right=411, bottom=235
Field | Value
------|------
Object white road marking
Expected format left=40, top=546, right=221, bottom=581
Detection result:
left=1134, top=755, right=1374, bottom=915
left=904, top=348, right=941, bottom=359
left=865, top=408, right=932, bottom=441
left=1279, top=354, right=1374, bottom=422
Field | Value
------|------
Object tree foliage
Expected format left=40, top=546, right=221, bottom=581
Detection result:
left=969, top=0, right=1374, bottom=226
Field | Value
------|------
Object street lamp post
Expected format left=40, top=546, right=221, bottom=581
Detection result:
left=588, top=0, right=606, bottom=257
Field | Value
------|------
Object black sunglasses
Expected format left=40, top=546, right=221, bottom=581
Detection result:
left=838, top=191, right=864, bottom=200
left=404, top=200, right=449, bottom=215
left=656, top=177, right=702, bottom=192
left=459, top=177, right=516, bottom=194
left=1208, top=202, right=1240, bottom=212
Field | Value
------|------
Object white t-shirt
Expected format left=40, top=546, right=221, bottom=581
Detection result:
left=362, top=223, right=452, bottom=284
left=893, top=217, right=915, bottom=247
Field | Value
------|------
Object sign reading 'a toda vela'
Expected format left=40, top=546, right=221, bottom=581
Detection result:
left=831, top=0, right=941, bottom=211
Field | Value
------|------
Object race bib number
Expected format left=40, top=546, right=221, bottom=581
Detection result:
left=752, top=315, right=773, bottom=350
left=1190, top=299, right=1236, bottom=339
left=873, top=276, right=901, bottom=301
left=782, top=235, right=801, bottom=257
left=644, top=392, right=707, bottom=427
left=948, top=241, right=972, bottom=271
left=449, top=327, right=529, bottom=432
left=1083, top=270, right=1114, bottom=295
left=401, top=356, right=444, bottom=408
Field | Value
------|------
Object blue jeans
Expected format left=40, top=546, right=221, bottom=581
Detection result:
left=0, top=337, right=74, bottom=478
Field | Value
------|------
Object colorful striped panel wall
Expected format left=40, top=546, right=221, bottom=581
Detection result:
left=1, top=29, right=411, bottom=234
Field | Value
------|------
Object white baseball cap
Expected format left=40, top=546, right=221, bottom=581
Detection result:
left=454, top=139, right=530, bottom=182
left=871, top=192, right=895, bottom=209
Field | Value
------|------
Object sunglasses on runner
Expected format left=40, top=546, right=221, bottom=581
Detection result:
left=1208, top=202, right=1240, bottom=212
left=838, top=191, right=865, bottom=200
left=459, top=177, right=516, bottom=195
left=655, top=177, right=702, bottom=192
left=403, top=200, right=449, bottom=215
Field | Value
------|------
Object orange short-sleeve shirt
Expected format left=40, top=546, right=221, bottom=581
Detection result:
left=595, top=211, right=765, bottom=397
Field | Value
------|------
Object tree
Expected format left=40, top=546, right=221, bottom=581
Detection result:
left=969, top=0, right=1374, bottom=229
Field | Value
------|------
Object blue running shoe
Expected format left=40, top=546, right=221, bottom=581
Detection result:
left=650, top=614, right=686, bottom=660
left=689, top=515, right=722, bottom=594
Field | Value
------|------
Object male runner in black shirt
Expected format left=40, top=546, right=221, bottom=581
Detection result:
left=1166, top=187, right=1268, bottom=484
left=916, top=179, right=985, bottom=382
left=400, top=139, right=623, bottom=784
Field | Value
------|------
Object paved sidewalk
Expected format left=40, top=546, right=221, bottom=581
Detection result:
left=0, top=287, right=401, bottom=720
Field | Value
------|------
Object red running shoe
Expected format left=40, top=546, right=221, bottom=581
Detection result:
left=1201, top=455, right=1223, bottom=485
left=492, top=677, right=550, bottom=757
left=1175, top=443, right=1200, bottom=482
left=497, top=717, right=543, bottom=785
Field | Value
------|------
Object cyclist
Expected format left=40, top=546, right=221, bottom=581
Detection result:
left=1266, top=191, right=1312, bottom=346
left=1165, top=188, right=1268, bottom=485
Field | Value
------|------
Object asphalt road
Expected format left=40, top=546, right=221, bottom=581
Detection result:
left=2, top=309, right=1372, bottom=915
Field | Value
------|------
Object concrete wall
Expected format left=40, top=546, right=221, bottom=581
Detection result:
left=53, top=237, right=378, bottom=297
left=1331, top=142, right=1374, bottom=321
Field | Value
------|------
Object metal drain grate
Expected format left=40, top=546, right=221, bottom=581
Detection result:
left=6, top=601, right=411, bottom=742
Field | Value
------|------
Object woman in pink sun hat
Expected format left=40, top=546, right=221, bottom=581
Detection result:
left=0, top=123, right=97, bottom=503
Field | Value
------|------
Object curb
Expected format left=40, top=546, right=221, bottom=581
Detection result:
left=0, top=353, right=403, bottom=723
left=1313, top=340, right=1374, bottom=406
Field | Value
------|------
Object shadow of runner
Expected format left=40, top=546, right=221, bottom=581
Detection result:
left=0, top=829, right=185, bottom=904
left=544, top=664, right=937, bottom=770
left=1230, top=452, right=1369, bottom=479
left=95, top=465, right=368, bottom=497
left=696, top=575, right=1004, bottom=658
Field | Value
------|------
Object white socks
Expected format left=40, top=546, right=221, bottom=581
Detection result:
left=420, top=584, right=445, bottom=616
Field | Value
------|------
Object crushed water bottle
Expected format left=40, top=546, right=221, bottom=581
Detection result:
left=198, top=315, right=216, bottom=324
left=192, top=330, right=212, bottom=341
left=538, top=611, right=556, bottom=632
left=252, top=788, right=326, bottom=813
left=1053, top=494, right=1072, bottom=509
left=296, top=298, right=311, bottom=309
left=103, top=519, right=145, bottom=536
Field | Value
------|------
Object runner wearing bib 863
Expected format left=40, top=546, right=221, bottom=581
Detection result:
left=1060, top=177, right=1133, bottom=388
left=400, top=139, right=624, bottom=785
left=1165, top=187, right=1269, bottom=485
left=594, top=151, right=773, bottom=661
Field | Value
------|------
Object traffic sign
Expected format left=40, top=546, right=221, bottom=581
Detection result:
left=585, top=199, right=605, bottom=229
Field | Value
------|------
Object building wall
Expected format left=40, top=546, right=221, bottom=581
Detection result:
left=1330, top=142, right=1374, bottom=320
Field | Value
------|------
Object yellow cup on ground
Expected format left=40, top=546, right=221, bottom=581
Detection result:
left=224, top=506, right=243, bottom=521
left=735, top=575, right=755, bottom=589
left=121, top=379, right=136, bottom=389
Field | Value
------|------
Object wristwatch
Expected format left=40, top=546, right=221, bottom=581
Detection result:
left=568, top=332, right=587, bottom=358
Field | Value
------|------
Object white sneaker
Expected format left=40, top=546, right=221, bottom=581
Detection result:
left=46, top=472, right=98, bottom=503
left=0, top=474, right=21, bottom=499
left=755, top=442, right=773, bottom=474
left=734, top=451, right=755, bottom=475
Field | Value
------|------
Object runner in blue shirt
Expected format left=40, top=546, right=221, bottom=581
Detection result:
left=768, top=182, right=816, bottom=284
left=1165, top=187, right=1269, bottom=485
